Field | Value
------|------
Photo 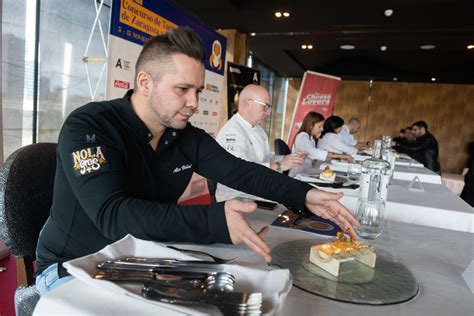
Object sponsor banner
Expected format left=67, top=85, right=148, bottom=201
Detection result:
left=108, top=0, right=226, bottom=75
left=227, top=62, right=260, bottom=119
left=107, top=35, right=142, bottom=99
left=192, top=70, right=222, bottom=137
left=287, top=71, right=341, bottom=146
left=107, top=0, right=227, bottom=200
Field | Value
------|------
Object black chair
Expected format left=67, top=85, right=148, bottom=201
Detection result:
left=0, top=143, right=57, bottom=316
left=207, top=179, right=217, bottom=203
left=274, top=139, right=292, bottom=175
left=274, top=138, right=291, bottom=156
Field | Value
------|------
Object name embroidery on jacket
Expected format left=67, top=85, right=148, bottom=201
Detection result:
left=173, top=164, right=192, bottom=174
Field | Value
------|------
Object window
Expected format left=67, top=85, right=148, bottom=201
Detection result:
left=1, top=0, right=111, bottom=159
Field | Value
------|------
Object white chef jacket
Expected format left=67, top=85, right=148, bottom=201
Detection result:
left=215, top=113, right=281, bottom=202
left=317, top=132, right=358, bottom=155
left=292, top=132, right=328, bottom=165
left=339, top=125, right=357, bottom=146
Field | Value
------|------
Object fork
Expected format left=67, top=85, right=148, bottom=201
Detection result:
left=166, top=245, right=239, bottom=264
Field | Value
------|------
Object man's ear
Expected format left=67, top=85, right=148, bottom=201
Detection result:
left=135, top=71, right=152, bottom=96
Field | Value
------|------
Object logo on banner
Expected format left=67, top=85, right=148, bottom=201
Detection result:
left=114, top=80, right=130, bottom=89
left=72, top=146, right=107, bottom=176
left=205, top=84, right=220, bottom=93
left=209, top=40, right=223, bottom=71
left=115, top=58, right=131, bottom=70
left=302, top=93, right=332, bottom=106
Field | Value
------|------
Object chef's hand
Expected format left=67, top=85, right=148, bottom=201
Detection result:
left=279, top=152, right=307, bottom=171
left=305, top=189, right=360, bottom=236
left=225, top=199, right=271, bottom=262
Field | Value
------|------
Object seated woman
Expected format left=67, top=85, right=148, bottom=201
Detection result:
left=292, top=112, right=353, bottom=165
left=317, top=115, right=358, bottom=155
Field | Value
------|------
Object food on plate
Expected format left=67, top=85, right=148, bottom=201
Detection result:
left=310, top=229, right=376, bottom=276
left=319, top=167, right=336, bottom=182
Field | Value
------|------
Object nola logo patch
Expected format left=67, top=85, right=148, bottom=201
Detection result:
left=72, top=146, right=107, bottom=176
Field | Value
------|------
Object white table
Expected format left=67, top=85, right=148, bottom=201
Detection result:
left=393, top=164, right=442, bottom=184
left=442, top=173, right=465, bottom=195
left=294, top=163, right=472, bottom=233
left=338, top=179, right=474, bottom=233
left=34, top=208, right=474, bottom=316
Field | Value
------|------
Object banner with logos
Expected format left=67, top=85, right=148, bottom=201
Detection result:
left=287, top=71, right=341, bottom=146
left=107, top=0, right=226, bottom=137
left=107, top=0, right=227, bottom=200
left=226, top=62, right=260, bottom=119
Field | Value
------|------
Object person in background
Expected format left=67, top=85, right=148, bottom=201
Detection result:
left=393, top=127, right=410, bottom=151
left=394, top=121, right=440, bottom=173
left=35, top=27, right=358, bottom=296
left=339, top=117, right=360, bottom=147
left=215, top=84, right=307, bottom=201
left=317, top=116, right=358, bottom=155
left=292, top=111, right=354, bottom=165
left=405, top=126, right=415, bottom=142
left=393, top=128, right=407, bottom=144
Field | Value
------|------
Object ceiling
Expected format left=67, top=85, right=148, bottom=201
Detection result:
left=170, top=0, right=474, bottom=84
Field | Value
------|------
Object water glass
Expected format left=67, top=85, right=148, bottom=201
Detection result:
left=354, top=199, right=385, bottom=239
left=347, top=163, right=362, bottom=181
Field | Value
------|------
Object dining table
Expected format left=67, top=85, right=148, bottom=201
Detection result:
left=33, top=204, right=474, bottom=316
left=297, top=159, right=473, bottom=233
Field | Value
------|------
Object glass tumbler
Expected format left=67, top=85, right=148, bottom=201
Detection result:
left=354, top=199, right=385, bottom=239
left=348, top=163, right=362, bottom=181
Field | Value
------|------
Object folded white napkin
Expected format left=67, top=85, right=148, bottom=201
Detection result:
left=64, top=235, right=292, bottom=316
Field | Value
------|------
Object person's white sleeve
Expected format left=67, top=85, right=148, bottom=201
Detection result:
left=293, top=133, right=328, bottom=161
left=339, top=127, right=357, bottom=146
left=216, top=127, right=271, bottom=168
left=332, top=134, right=358, bottom=154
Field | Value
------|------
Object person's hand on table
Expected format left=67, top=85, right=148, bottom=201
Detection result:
left=280, top=151, right=307, bottom=171
left=305, top=189, right=360, bottom=236
left=343, top=154, right=354, bottom=163
left=225, top=199, right=272, bottom=262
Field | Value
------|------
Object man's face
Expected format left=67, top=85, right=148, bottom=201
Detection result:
left=411, top=125, right=425, bottom=138
left=248, top=94, right=271, bottom=126
left=350, top=123, right=361, bottom=134
left=148, top=53, right=205, bottom=130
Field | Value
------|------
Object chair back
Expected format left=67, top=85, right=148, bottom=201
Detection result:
left=274, top=138, right=291, bottom=155
left=0, top=143, right=57, bottom=287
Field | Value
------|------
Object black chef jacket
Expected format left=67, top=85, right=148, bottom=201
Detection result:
left=35, top=90, right=313, bottom=276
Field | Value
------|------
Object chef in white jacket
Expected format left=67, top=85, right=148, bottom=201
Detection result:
left=318, top=116, right=358, bottom=155
left=339, top=117, right=360, bottom=147
left=215, top=84, right=306, bottom=201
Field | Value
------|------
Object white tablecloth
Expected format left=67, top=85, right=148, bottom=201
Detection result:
left=339, top=179, right=474, bottom=233
left=393, top=164, right=442, bottom=184
left=34, top=208, right=474, bottom=316
left=293, top=164, right=473, bottom=233
left=442, top=173, right=465, bottom=195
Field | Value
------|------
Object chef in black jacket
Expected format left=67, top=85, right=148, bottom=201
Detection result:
left=35, top=26, right=358, bottom=295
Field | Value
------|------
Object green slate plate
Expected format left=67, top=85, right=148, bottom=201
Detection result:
left=272, top=238, right=419, bottom=305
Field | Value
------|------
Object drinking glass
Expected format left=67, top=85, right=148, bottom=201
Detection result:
left=347, top=163, right=362, bottom=181
left=354, top=199, right=385, bottom=239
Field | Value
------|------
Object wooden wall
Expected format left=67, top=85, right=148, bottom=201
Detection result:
left=284, top=80, right=474, bottom=173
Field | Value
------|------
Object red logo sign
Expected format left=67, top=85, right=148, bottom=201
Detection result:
left=114, top=80, right=130, bottom=89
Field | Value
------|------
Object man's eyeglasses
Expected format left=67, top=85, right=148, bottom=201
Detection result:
left=249, top=99, right=272, bottom=112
